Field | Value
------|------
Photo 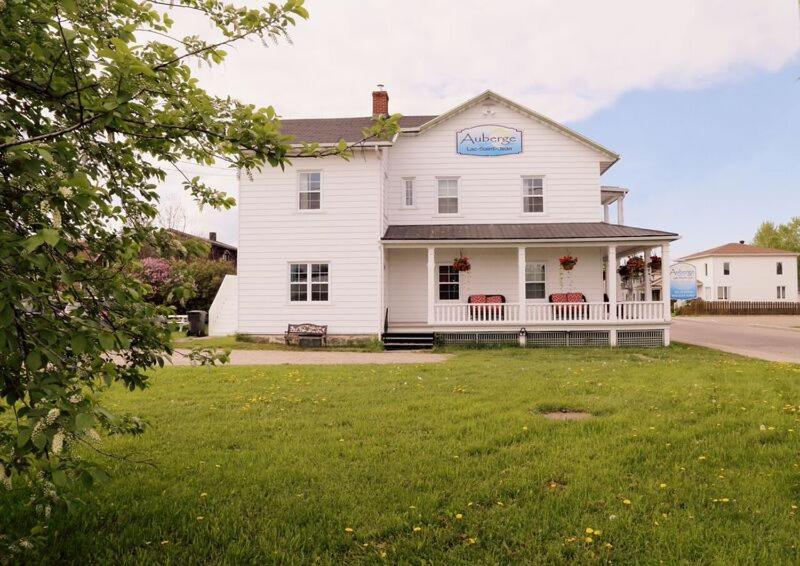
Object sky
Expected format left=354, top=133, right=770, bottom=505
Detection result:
left=158, top=0, right=800, bottom=259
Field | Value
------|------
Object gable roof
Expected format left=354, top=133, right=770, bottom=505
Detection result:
left=402, top=90, right=619, bottom=172
left=679, top=242, right=799, bottom=261
left=382, top=222, right=678, bottom=242
left=279, top=115, right=435, bottom=145
left=276, top=91, right=619, bottom=172
left=167, top=229, right=237, bottom=252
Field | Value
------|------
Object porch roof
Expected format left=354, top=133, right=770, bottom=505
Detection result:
left=382, top=222, right=678, bottom=242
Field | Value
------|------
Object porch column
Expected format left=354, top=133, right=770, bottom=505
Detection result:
left=603, top=204, right=610, bottom=223
left=608, top=245, right=618, bottom=346
left=617, top=197, right=625, bottom=225
left=427, top=246, right=435, bottom=325
left=662, top=241, right=671, bottom=323
left=644, top=250, right=653, bottom=301
left=517, top=246, right=527, bottom=324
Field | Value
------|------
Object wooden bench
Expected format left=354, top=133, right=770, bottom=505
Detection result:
left=285, top=323, right=328, bottom=347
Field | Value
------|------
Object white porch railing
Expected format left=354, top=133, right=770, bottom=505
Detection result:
left=527, top=302, right=611, bottom=322
left=616, top=301, right=665, bottom=321
left=434, top=302, right=521, bottom=324
left=431, top=301, right=666, bottom=325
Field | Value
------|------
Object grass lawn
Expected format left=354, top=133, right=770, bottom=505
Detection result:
left=3, top=346, right=800, bottom=563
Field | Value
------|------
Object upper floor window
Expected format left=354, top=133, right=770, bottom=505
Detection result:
left=298, top=171, right=321, bottom=210
left=723, top=262, right=730, bottom=275
left=704, top=263, right=708, bottom=276
left=437, top=178, right=459, bottom=214
left=777, top=285, right=787, bottom=299
left=522, top=177, right=544, bottom=214
left=777, top=262, right=783, bottom=275
left=525, top=262, right=546, bottom=299
left=289, top=262, right=329, bottom=302
left=438, top=265, right=460, bottom=300
left=403, top=178, right=414, bottom=208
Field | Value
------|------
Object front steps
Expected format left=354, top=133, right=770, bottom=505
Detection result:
left=382, top=332, right=435, bottom=351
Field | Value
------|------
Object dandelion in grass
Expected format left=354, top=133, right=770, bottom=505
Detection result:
left=659, top=483, right=667, bottom=489
left=455, top=513, right=463, bottom=520
left=344, top=527, right=354, bottom=533
left=413, top=526, right=422, bottom=532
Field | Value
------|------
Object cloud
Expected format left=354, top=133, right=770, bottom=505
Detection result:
left=157, top=0, right=800, bottom=243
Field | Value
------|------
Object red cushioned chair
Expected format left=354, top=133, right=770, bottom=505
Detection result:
left=468, top=294, right=506, bottom=321
left=548, top=292, right=588, bottom=320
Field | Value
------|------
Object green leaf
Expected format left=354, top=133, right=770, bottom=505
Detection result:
left=52, top=469, right=68, bottom=487
left=26, top=349, right=42, bottom=371
left=70, top=333, right=87, bottom=354
left=75, top=412, right=95, bottom=433
left=32, top=431, right=47, bottom=450
left=22, top=233, right=45, bottom=252
left=40, top=228, right=60, bottom=247
left=17, top=427, right=32, bottom=448
left=99, top=333, right=116, bottom=350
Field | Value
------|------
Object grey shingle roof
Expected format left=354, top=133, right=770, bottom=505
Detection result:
left=382, top=223, right=678, bottom=241
left=279, top=115, right=436, bottom=144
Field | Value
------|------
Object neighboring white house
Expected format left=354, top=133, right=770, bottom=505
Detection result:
left=211, top=89, right=680, bottom=347
left=679, top=242, right=799, bottom=302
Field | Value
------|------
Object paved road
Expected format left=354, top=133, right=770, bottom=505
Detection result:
left=172, top=349, right=451, bottom=366
left=671, top=316, right=800, bottom=363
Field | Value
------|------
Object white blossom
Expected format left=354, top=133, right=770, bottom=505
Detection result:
left=45, top=408, right=60, bottom=425
left=68, top=393, right=84, bottom=404
left=51, top=431, right=64, bottom=455
left=85, top=428, right=101, bottom=442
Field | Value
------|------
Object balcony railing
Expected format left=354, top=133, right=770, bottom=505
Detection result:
left=432, top=301, right=665, bottom=325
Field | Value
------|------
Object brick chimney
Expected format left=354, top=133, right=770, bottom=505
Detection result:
left=209, top=232, right=217, bottom=242
left=372, top=84, right=388, bottom=116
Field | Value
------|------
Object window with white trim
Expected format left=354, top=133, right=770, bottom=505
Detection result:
left=723, top=262, right=730, bottom=275
left=522, top=177, right=544, bottom=213
left=717, top=286, right=730, bottom=300
left=777, top=285, right=786, bottom=299
left=704, top=263, right=708, bottom=276
left=289, top=262, right=329, bottom=302
left=403, top=178, right=414, bottom=207
left=437, top=178, right=458, bottom=214
left=777, top=262, right=783, bottom=275
left=298, top=171, right=321, bottom=210
left=438, top=265, right=459, bottom=300
left=525, top=262, right=546, bottom=299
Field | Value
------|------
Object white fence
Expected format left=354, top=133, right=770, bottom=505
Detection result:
left=433, top=301, right=665, bottom=325
left=208, top=274, right=238, bottom=336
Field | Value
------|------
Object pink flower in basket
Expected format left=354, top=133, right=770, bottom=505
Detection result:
left=559, top=255, right=578, bottom=270
left=452, top=255, right=471, bottom=272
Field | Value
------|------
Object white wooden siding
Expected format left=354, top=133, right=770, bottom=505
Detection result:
left=209, top=274, right=238, bottom=336
left=238, top=152, right=382, bottom=335
left=387, top=102, right=606, bottom=225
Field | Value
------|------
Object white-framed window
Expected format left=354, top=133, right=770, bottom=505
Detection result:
left=437, top=264, right=460, bottom=300
left=717, top=286, right=730, bottom=300
left=522, top=177, right=544, bottom=214
left=704, top=286, right=712, bottom=300
left=723, top=262, right=730, bottom=275
left=403, top=178, right=415, bottom=208
left=298, top=171, right=321, bottom=210
left=777, top=262, right=783, bottom=275
left=525, top=262, right=546, bottom=300
left=289, top=262, right=329, bottom=302
left=777, top=285, right=786, bottom=299
left=704, top=263, right=708, bottom=276
left=437, top=178, right=459, bottom=214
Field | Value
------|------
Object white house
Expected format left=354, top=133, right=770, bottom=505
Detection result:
left=210, top=89, right=680, bottom=347
left=679, top=242, right=799, bottom=302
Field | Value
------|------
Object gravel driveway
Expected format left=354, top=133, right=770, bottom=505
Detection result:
left=671, top=316, right=800, bottom=363
left=171, top=349, right=451, bottom=366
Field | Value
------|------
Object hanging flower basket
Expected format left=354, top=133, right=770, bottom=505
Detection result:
left=648, top=255, right=662, bottom=271
left=617, top=264, right=629, bottom=280
left=452, top=253, right=471, bottom=272
left=559, top=255, right=578, bottom=271
left=625, top=256, right=646, bottom=278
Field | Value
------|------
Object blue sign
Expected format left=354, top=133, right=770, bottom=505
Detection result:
left=670, top=262, right=698, bottom=300
left=456, top=124, right=522, bottom=156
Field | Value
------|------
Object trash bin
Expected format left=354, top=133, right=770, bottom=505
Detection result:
left=187, top=310, right=207, bottom=337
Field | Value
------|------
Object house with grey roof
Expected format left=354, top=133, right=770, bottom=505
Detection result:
left=209, top=88, right=680, bottom=347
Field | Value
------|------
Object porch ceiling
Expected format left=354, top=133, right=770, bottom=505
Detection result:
left=382, top=222, right=678, bottom=243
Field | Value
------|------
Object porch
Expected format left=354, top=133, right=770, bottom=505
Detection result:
left=382, top=232, right=674, bottom=345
